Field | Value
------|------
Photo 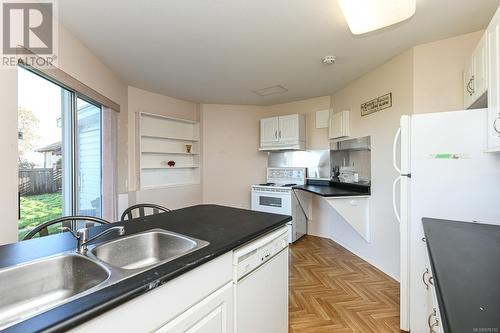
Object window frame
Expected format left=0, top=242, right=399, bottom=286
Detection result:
left=18, top=64, right=104, bottom=233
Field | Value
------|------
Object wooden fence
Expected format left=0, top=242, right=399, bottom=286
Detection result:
left=19, top=168, right=62, bottom=196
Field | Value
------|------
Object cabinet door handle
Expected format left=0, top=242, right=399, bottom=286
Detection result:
left=467, top=78, right=474, bottom=96
left=427, top=309, right=439, bottom=333
left=430, top=320, right=439, bottom=333
left=422, top=268, right=431, bottom=290
left=493, top=117, right=500, bottom=135
left=471, top=75, right=475, bottom=94
left=427, top=309, right=435, bottom=328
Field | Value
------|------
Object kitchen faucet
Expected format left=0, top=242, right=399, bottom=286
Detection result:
left=61, top=226, right=126, bottom=254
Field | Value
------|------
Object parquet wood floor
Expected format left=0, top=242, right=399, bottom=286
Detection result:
left=289, top=235, right=402, bottom=333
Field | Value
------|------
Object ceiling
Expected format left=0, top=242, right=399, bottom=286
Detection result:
left=59, top=0, right=500, bottom=105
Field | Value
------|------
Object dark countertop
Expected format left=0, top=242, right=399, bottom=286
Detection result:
left=293, top=179, right=370, bottom=197
left=1, top=204, right=291, bottom=333
left=422, top=218, right=500, bottom=333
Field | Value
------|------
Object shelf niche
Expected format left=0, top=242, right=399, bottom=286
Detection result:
left=138, top=112, right=201, bottom=189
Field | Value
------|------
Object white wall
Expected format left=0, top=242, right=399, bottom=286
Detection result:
left=318, top=50, right=414, bottom=280
left=201, top=104, right=268, bottom=208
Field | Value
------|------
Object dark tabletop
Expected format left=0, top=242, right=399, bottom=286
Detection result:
left=0, top=204, right=291, bottom=333
left=293, top=180, right=370, bottom=197
left=422, top=218, right=500, bottom=333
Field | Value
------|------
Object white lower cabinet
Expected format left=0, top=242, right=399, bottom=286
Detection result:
left=410, top=230, right=443, bottom=333
left=424, top=272, right=443, bottom=333
left=155, top=282, right=233, bottom=333
left=412, top=244, right=443, bottom=333
left=429, top=285, right=444, bottom=333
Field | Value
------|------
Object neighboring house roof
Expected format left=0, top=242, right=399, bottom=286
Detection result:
left=35, top=141, right=62, bottom=155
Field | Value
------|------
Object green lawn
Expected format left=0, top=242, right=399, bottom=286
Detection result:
left=19, top=192, right=62, bottom=240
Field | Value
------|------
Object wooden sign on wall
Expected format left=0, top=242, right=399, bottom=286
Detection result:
left=361, top=93, right=392, bottom=116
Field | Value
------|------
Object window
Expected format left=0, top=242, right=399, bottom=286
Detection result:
left=17, top=66, right=103, bottom=240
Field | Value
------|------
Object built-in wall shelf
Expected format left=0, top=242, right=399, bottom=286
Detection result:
left=138, top=112, right=200, bottom=189
left=141, top=135, right=200, bottom=142
left=142, top=152, right=200, bottom=155
left=142, top=165, right=199, bottom=171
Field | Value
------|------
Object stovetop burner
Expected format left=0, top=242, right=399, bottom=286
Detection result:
left=282, top=183, right=297, bottom=187
left=259, top=183, right=276, bottom=186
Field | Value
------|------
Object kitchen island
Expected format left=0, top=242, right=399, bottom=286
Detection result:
left=0, top=205, right=291, bottom=333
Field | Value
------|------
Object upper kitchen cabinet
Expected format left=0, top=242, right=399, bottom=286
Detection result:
left=486, top=6, right=500, bottom=151
left=463, top=33, right=488, bottom=109
left=474, top=34, right=488, bottom=101
left=260, top=117, right=279, bottom=146
left=329, top=110, right=350, bottom=140
left=259, top=114, right=305, bottom=151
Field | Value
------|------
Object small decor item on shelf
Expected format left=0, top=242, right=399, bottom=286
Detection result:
left=186, top=144, right=192, bottom=153
left=167, top=160, right=176, bottom=167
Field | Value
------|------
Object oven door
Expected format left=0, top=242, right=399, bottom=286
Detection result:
left=251, top=189, right=291, bottom=215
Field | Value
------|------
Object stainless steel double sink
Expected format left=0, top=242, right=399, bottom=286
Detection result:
left=0, top=229, right=209, bottom=330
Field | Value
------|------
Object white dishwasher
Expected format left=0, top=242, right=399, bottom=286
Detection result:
left=232, top=226, right=288, bottom=333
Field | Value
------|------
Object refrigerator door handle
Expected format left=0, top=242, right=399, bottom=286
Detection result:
left=392, top=176, right=402, bottom=223
left=393, top=127, right=401, bottom=174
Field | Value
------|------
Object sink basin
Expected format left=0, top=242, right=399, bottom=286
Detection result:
left=0, top=254, right=109, bottom=329
left=0, top=229, right=209, bottom=328
left=91, top=229, right=209, bottom=270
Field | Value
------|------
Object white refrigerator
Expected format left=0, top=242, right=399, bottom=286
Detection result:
left=392, top=109, right=500, bottom=332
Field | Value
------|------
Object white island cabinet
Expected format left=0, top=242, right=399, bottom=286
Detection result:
left=68, top=227, right=289, bottom=333
left=155, top=282, right=233, bottom=333
left=68, top=253, right=233, bottom=333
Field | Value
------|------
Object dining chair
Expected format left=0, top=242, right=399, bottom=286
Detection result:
left=22, top=215, right=110, bottom=240
left=120, top=203, right=171, bottom=221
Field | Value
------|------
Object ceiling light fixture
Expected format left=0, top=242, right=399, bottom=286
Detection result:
left=338, top=0, right=416, bottom=35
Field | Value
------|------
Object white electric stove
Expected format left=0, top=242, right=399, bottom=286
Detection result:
left=251, top=167, right=307, bottom=243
